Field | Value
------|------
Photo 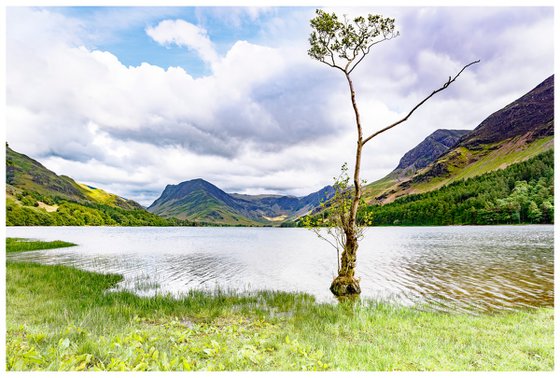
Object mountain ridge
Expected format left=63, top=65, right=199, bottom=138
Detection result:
left=396, top=129, right=470, bottom=173
left=5, top=144, right=189, bottom=226
left=364, top=74, right=554, bottom=204
left=6, top=74, right=554, bottom=226
left=457, top=75, right=554, bottom=149
left=6, top=144, right=143, bottom=210
left=147, top=178, right=334, bottom=225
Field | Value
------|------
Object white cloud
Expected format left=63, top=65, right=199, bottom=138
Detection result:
left=146, top=19, right=219, bottom=68
left=5, top=7, right=554, bottom=206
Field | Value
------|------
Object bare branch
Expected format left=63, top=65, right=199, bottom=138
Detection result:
left=362, top=60, right=480, bottom=145
left=325, top=34, right=338, bottom=68
left=317, top=54, right=346, bottom=74
left=347, top=32, right=398, bottom=74
left=313, top=228, right=340, bottom=251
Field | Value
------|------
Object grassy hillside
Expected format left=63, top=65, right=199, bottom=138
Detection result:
left=6, top=195, right=193, bottom=226
left=148, top=182, right=261, bottom=226
left=363, top=150, right=553, bottom=226
left=5, top=145, right=190, bottom=226
left=6, top=145, right=86, bottom=202
left=77, top=183, right=142, bottom=211
left=148, top=178, right=334, bottom=226
left=159, top=199, right=261, bottom=226
left=362, top=174, right=399, bottom=204
left=6, top=145, right=142, bottom=209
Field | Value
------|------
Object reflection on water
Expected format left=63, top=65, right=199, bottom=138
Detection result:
left=393, top=246, right=553, bottom=313
left=7, top=225, right=553, bottom=313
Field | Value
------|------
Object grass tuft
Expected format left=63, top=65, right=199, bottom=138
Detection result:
left=6, top=238, right=76, bottom=253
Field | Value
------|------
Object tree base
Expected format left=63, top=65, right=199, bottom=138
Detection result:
left=330, top=275, right=361, bottom=298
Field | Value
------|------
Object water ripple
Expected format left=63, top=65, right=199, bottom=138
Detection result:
left=6, top=225, right=554, bottom=313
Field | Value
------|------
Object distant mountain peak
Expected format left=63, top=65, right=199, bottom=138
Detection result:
left=148, top=179, right=334, bottom=225
left=395, top=129, right=470, bottom=173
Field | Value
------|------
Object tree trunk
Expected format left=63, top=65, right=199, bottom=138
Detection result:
left=330, top=229, right=361, bottom=297
left=330, top=73, right=363, bottom=298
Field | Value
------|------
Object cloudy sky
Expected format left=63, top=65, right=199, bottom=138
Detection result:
left=5, top=4, right=554, bottom=206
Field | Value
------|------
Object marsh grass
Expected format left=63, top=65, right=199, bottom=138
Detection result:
left=6, top=238, right=76, bottom=253
left=5, top=238, right=554, bottom=371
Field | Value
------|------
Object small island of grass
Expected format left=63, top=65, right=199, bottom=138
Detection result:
left=6, top=238, right=77, bottom=253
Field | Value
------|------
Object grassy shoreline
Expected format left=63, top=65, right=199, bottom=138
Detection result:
left=6, top=237, right=76, bottom=253
left=5, top=240, right=554, bottom=371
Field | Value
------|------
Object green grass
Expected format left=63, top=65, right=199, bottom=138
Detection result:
left=6, top=238, right=77, bottom=253
left=452, top=136, right=553, bottom=182
left=77, top=183, right=119, bottom=207
left=363, top=174, right=397, bottom=203
left=6, top=258, right=553, bottom=371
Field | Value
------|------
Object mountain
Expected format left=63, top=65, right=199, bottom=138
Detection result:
left=363, top=129, right=471, bottom=202
left=5, top=144, right=185, bottom=226
left=148, top=179, right=334, bottom=225
left=147, top=179, right=255, bottom=225
left=364, top=75, right=554, bottom=204
left=7, top=75, right=553, bottom=226
left=395, top=129, right=470, bottom=175
left=459, top=75, right=554, bottom=148
left=7, top=144, right=89, bottom=203
left=366, top=149, right=554, bottom=226
left=6, top=144, right=142, bottom=210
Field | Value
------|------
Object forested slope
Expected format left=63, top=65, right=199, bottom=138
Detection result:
left=363, top=150, right=553, bottom=226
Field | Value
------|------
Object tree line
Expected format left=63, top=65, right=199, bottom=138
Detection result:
left=6, top=193, right=195, bottom=226
left=360, top=150, right=553, bottom=226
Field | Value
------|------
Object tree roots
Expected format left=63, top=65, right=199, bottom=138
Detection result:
left=330, top=275, right=361, bottom=298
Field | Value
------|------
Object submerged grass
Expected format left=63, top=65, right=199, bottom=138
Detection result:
left=6, top=238, right=76, bottom=253
left=5, top=239, right=554, bottom=371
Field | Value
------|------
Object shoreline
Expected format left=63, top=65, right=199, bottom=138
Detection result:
left=6, top=259, right=554, bottom=371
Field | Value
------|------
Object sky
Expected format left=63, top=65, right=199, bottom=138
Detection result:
left=4, top=4, right=555, bottom=206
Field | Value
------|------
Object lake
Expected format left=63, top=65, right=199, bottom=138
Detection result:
left=6, top=225, right=553, bottom=313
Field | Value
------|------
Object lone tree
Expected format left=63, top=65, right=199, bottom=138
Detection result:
left=308, top=9, right=479, bottom=298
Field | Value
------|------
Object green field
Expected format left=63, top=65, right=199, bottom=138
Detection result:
left=6, top=239, right=553, bottom=371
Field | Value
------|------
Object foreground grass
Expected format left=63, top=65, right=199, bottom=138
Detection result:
left=5, top=239, right=554, bottom=371
left=6, top=261, right=553, bottom=372
left=6, top=238, right=76, bottom=253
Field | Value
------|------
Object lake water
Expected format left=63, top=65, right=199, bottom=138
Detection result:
left=6, top=225, right=554, bottom=313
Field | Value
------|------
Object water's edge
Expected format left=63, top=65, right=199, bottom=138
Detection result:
left=6, top=225, right=554, bottom=313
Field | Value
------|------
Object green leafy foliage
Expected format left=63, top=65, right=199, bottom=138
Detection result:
left=364, top=150, right=553, bottom=226
left=6, top=261, right=553, bottom=371
left=308, top=9, right=397, bottom=72
left=302, top=163, right=373, bottom=270
left=6, top=194, right=194, bottom=226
